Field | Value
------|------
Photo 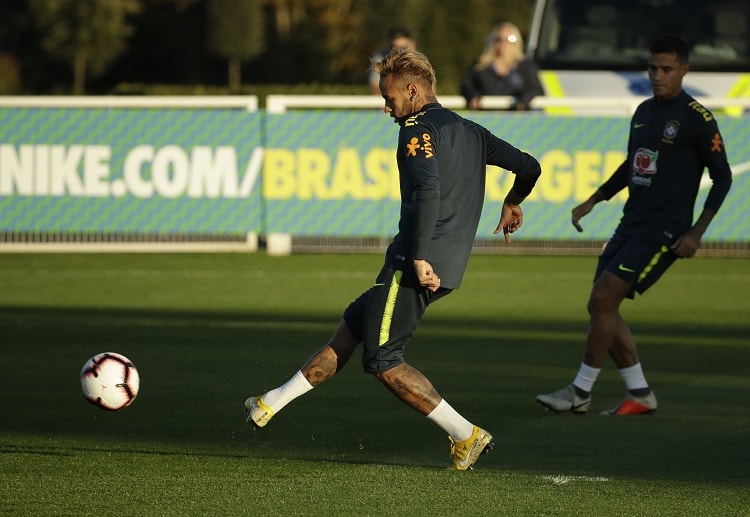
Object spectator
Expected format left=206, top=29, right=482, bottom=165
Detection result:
left=460, top=22, right=544, bottom=111
left=369, top=27, right=416, bottom=95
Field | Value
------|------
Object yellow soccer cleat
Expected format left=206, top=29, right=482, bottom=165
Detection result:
left=449, top=426, right=494, bottom=471
left=244, top=396, right=274, bottom=429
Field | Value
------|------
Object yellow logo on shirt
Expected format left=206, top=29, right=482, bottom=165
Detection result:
left=688, top=100, right=713, bottom=122
left=405, top=133, right=433, bottom=158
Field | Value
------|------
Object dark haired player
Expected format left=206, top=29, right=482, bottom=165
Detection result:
left=537, top=34, right=733, bottom=415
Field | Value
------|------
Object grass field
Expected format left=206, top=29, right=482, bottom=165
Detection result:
left=1, top=251, right=749, bottom=516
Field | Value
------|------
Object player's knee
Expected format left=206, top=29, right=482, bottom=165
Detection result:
left=371, top=363, right=404, bottom=386
left=588, top=291, right=627, bottom=316
left=589, top=275, right=629, bottom=314
left=587, top=293, right=612, bottom=315
left=328, top=320, right=359, bottom=356
left=362, top=351, right=403, bottom=377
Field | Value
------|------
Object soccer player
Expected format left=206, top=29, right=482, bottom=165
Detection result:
left=246, top=48, right=541, bottom=470
left=537, top=34, right=733, bottom=415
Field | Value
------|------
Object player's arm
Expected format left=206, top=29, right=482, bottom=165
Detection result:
left=698, top=123, right=732, bottom=220
left=572, top=160, right=628, bottom=232
left=485, top=132, right=541, bottom=243
left=573, top=110, right=638, bottom=232
left=402, top=126, right=441, bottom=290
left=672, top=121, right=733, bottom=258
left=671, top=208, right=716, bottom=258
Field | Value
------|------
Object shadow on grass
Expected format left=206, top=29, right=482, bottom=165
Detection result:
left=1, top=305, right=748, bottom=487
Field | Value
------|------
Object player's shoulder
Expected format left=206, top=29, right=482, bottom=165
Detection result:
left=636, top=91, right=719, bottom=129
left=679, top=91, right=717, bottom=124
left=403, top=104, right=451, bottom=126
left=400, top=105, right=463, bottom=140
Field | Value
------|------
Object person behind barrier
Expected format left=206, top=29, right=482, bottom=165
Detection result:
left=460, top=22, right=544, bottom=111
left=368, top=27, right=416, bottom=95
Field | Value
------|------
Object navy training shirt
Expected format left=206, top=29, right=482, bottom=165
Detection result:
left=599, top=90, right=732, bottom=239
left=386, top=103, right=541, bottom=289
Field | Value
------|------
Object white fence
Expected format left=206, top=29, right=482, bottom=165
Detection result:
left=2, top=94, right=747, bottom=115
left=266, top=94, right=750, bottom=115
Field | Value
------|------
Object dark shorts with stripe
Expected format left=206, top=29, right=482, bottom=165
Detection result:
left=596, top=231, right=678, bottom=299
left=343, top=262, right=452, bottom=374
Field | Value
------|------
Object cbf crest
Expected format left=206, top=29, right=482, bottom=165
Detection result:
left=663, top=120, right=679, bottom=141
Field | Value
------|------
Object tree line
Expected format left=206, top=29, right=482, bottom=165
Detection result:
left=0, top=0, right=533, bottom=95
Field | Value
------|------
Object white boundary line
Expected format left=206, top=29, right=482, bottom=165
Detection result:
left=543, top=475, right=610, bottom=486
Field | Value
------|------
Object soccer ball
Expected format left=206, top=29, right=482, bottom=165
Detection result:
left=80, top=352, right=140, bottom=411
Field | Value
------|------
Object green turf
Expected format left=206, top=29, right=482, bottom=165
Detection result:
left=1, top=252, right=749, bottom=516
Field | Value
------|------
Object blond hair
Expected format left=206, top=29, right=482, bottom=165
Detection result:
left=475, top=22, right=525, bottom=71
left=373, top=48, right=436, bottom=89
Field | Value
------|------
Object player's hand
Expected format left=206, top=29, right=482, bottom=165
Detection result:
left=671, top=230, right=701, bottom=258
left=413, top=259, right=440, bottom=292
left=571, top=200, right=594, bottom=232
left=494, top=202, right=523, bottom=244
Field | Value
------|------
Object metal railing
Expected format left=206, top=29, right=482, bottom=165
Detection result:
left=266, top=94, right=750, bottom=115
left=3, top=94, right=747, bottom=115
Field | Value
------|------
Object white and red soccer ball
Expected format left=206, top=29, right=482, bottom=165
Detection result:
left=80, top=352, right=140, bottom=411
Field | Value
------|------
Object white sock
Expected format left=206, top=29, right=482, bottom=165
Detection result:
left=619, top=363, right=649, bottom=391
left=261, top=370, right=313, bottom=412
left=426, top=399, right=474, bottom=441
left=573, top=363, right=601, bottom=393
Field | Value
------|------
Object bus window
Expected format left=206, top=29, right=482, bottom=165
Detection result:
left=526, top=0, right=750, bottom=114
left=529, top=0, right=750, bottom=72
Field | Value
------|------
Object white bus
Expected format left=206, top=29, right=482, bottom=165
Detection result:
left=527, top=0, right=750, bottom=115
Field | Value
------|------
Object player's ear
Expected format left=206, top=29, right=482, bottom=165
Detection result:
left=406, top=83, right=418, bottom=100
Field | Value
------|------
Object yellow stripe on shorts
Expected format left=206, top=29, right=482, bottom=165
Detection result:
left=378, top=270, right=402, bottom=346
left=638, top=245, right=669, bottom=284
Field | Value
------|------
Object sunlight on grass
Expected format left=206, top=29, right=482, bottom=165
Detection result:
left=1, top=253, right=748, bottom=515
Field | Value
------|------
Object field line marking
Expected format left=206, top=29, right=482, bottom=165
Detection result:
left=543, top=475, right=610, bottom=486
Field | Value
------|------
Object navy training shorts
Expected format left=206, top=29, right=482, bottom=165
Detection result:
left=343, top=262, right=452, bottom=374
left=595, top=231, right=678, bottom=299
